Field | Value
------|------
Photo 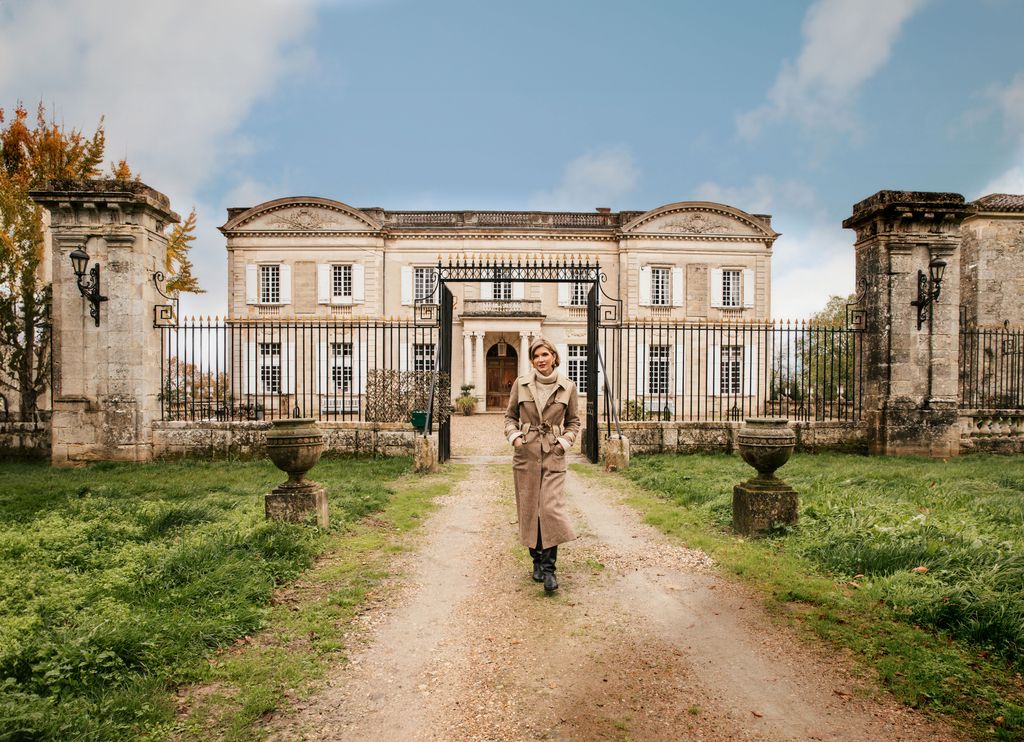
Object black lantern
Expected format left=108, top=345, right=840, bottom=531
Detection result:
left=68, top=247, right=108, bottom=326
left=910, top=258, right=947, bottom=330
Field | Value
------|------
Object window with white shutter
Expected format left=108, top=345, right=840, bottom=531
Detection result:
left=259, top=265, right=280, bottom=304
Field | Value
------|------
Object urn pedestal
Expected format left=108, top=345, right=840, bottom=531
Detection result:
left=264, top=418, right=329, bottom=528
left=733, top=418, right=798, bottom=536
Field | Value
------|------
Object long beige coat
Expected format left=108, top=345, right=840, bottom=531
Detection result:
left=503, top=372, right=581, bottom=549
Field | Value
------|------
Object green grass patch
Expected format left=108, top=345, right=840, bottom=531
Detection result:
left=576, top=454, right=1024, bottom=740
left=0, top=456, right=456, bottom=741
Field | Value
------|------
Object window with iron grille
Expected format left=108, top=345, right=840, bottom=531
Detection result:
left=414, top=343, right=435, bottom=372
left=648, top=344, right=669, bottom=394
left=722, top=269, right=742, bottom=308
left=651, top=267, right=669, bottom=306
left=259, top=341, right=281, bottom=393
left=567, top=345, right=588, bottom=394
left=332, top=264, right=352, bottom=300
left=259, top=265, right=280, bottom=304
left=330, top=341, right=353, bottom=392
left=570, top=282, right=588, bottom=306
left=493, top=281, right=512, bottom=300
left=721, top=345, right=742, bottom=394
left=414, top=267, right=435, bottom=301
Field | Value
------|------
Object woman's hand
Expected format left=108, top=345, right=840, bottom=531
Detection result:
left=513, top=437, right=524, bottom=448
left=554, top=443, right=564, bottom=455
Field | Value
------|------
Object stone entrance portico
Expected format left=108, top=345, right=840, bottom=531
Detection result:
left=461, top=321, right=542, bottom=413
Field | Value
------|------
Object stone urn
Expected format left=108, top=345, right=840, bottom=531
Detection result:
left=733, top=418, right=798, bottom=536
left=264, top=418, right=329, bottom=528
left=736, top=417, right=797, bottom=480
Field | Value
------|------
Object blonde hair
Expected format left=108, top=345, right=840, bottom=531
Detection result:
left=528, top=337, right=560, bottom=368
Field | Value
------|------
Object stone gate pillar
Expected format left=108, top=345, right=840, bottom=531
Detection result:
left=32, top=181, right=179, bottom=465
left=843, top=191, right=970, bottom=457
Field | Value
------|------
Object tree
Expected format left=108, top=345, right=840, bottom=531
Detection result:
left=164, top=208, right=203, bottom=294
left=798, top=293, right=859, bottom=406
left=0, top=103, right=105, bottom=419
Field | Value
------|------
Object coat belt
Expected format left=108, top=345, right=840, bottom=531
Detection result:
left=519, top=422, right=562, bottom=452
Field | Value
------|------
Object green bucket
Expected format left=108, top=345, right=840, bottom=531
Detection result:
left=410, top=410, right=430, bottom=432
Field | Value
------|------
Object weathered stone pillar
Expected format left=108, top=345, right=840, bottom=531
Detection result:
left=32, top=181, right=179, bottom=465
left=474, top=331, right=486, bottom=412
left=463, top=331, right=473, bottom=392
left=843, top=191, right=970, bottom=457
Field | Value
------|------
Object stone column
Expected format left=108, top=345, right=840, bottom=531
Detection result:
left=32, top=181, right=180, bottom=465
left=843, top=191, right=970, bottom=457
left=474, top=331, right=486, bottom=412
left=519, top=331, right=530, bottom=376
left=463, top=331, right=473, bottom=393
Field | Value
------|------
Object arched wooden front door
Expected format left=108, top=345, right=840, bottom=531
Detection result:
left=486, top=343, right=519, bottom=410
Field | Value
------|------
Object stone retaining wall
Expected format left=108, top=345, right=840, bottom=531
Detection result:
left=585, top=420, right=868, bottom=456
left=959, top=410, right=1024, bottom=454
left=153, top=421, right=416, bottom=459
left=0, top=421, right=51, bottom=460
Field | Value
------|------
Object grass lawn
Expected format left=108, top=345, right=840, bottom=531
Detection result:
left=578, top=453, right=1024, bottom=741
left=0, top=456, right=460, bottom=741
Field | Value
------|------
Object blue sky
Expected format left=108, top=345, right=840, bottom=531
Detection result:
left=3, top=0, right=1023, bottom=318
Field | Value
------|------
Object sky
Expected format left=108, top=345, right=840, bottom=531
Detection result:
left=2, top=0, right=1023, bottom=319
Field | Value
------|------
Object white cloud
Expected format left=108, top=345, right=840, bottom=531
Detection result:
left=737, top=0, right=927, bottom=139
left=531, top=147, right=639, bottom=211
left=694, top=176, right=821, bottom=216
left=770, top=224, right=856, bottom=319
left=975, top=73, right=1024, bottom=197
left=0, top=0, right=325, bottom=316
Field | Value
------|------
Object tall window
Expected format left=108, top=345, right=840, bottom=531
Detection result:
left=330, top=342, right=353, bottom=393
left=648, top=344, right=670, bottom=395
left=722, top=269, right=742, bottom=308
left=414, top=343, right=435, bottom=372
left=414, top=267, right=435, bottom=302
left=651, top=267, right=670, bottom=306
left=570, top=282, right=588, bottom=306
left=721, top=345, right=742, bottom=394
left=259, top=342, right=281, bottom=393
left=493, top=281, right=512, bottom=300
left=332, top=264, right=352, bottom=300
left=567, top=345, right=588, bottom=394
left=259, top=265, right=280, bottom=304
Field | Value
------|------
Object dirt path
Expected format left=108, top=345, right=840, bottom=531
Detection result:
left=265, top=415, right=958, bottom=741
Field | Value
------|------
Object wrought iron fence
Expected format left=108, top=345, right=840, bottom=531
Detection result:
left=598, top=320, right=863, bottom=423
left=960, top=323, right=1024, bottom=409
left=159, top=318, right=440, bottom=422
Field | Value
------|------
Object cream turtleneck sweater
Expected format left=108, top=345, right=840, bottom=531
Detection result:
left=532, top=368, right=559, bottom=411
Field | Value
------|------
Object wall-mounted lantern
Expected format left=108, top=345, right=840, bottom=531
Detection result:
left=69, top=247, right=108, bottom=326
left=910, top=258, right=946, bottom=330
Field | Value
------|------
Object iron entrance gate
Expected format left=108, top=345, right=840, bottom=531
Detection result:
left=417, top=257, right=619, bottom=464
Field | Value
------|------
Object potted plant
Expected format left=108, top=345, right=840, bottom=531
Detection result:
left=455, top=384, right=477, bottom=416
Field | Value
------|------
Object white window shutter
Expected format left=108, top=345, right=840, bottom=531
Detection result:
left=512, top=282, right=525, bottom=300
left=557, top=282, right=570, bottom=307
left=481, top=281, right=493, bottom=300
left=356, top=341, right=368, bottom=394
left=638, top=266, right=652, bottom=306
left=743, top=268, right=755, bottom=308
left=279, top=264, right=292, bottom=305
left=744, top=344, right=757, bottom=396
left=710, top=268, right=724, bottom=308
left=245, top=341, right=257, bottom=394
left=636, top=340, right=648, bottom=396
left=672, top=267, right=684, bottom=308
left=401, top=266, right=413, bottom=306
left=317, top=342, right=329, bottom=393
left=674, top=343, right=685, bottom=395
left=556, top=344, right=569, bottom=377
left=353, top=263, right=365, bottom=304
left=317, top=264, right=330, bottom=304
left=596, top=348, right=604, bottom=400
left=245, top=264, right=258, bottom=305
left=282, top=341, right=295, bottom=394
left=399, top=343, right=409, bottom=372
left=708, top=344, right=721, bottom=396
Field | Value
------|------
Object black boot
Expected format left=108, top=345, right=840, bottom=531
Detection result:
left=528, top=547, right=543, bottom=582
left=542, top=545, right=558, bottom=592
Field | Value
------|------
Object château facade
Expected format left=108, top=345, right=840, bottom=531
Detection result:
left=220, top=198, right=779, bottom=412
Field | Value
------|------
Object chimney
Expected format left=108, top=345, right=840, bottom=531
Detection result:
left=595, top=207, right=611, bottom=214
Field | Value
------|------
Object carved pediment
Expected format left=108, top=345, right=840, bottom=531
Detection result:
left=221, top=197, right=381, bottom=233
left=622, top=202, right=778, bottom=241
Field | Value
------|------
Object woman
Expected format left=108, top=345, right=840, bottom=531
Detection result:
left=504, top=337, right=581, bottom=592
